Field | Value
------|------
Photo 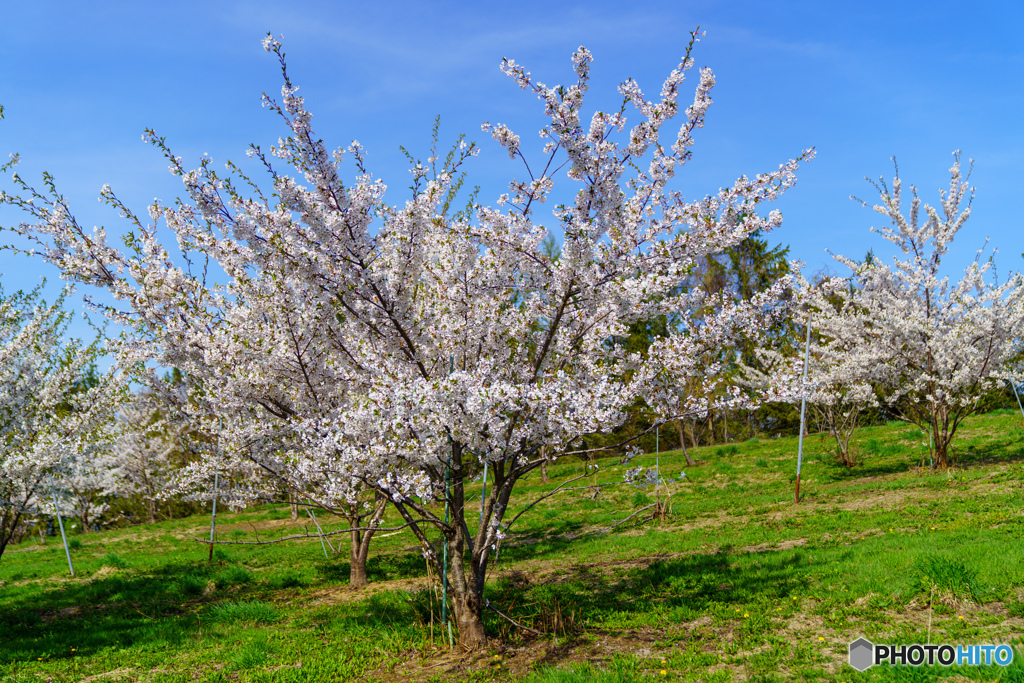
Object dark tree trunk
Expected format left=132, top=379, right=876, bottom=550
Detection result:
left=451, top=584, right=487, bottom=649
left=347, top=495, right=387, bottom=589
left=349, top=548, right=369, bottom=588
left=382, top=440, right=529, bottom=651
left=676, top=419, right=695, bottom=466
left=0, top=508, right=22, bottom=560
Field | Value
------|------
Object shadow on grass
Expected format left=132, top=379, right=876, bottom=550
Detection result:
left=496, top=522, right=592, bottom=565
left=954, top=439, right=1024, bottom=468
left=815, top=458, right=916, bottom=482
left=484, top=545, right=813, bottom=649
left=0, top=558, right=265, bottom=664
left=313, top=550, right=428, bottom=584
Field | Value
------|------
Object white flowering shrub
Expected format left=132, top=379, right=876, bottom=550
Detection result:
left=1, top=32, right=809, bottom=646
left=0, top=285, right=129, bottom=557
left=793, top=154, right=1024, bottom=469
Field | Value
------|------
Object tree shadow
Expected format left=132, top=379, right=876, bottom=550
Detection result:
left=482, top=543, right=817, bottom=661
left=954, top=441, right=1024, bottom=468
left=0, top=558, right=270, bottom=664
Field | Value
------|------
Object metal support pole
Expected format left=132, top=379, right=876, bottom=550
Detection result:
left=441, top=355, right=454, bottom=648
left=479, top=460, right=488, bottom=531
left=656, top=424, right=665, bottom=519
left=50, top=475, right=74, bottom=577
left=307, top=505, right=330, bottom=559
left=1010, top=377, right=1024, bottom=421
left=795, top=313, right=812, bottom=504
left=655, top=424, right=660, bottom=505
left=208, top=472, right=219, bottom=562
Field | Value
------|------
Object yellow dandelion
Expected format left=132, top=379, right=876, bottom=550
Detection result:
left=958, top=615, right=964, bottom=620
left=818, top=637, right=825, bottom=642
left=660, top=670, right=668, bottom=677
left=744, top=613, right=749, bottom=618
left=660, top=659, right=667, bottom=664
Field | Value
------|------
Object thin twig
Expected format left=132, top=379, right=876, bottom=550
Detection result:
left=608, top=503, right=657, bottom=530
left=485, top=599, right=542, bottom=635
left=127, top=603, right=156, bottom=621
left=558, top=413, right=699, bottom=458
left=193, top=520, right=417, bottom=546
left=506, top=474, right=588, bottom=530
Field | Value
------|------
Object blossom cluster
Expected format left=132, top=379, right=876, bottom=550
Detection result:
left=1, top=33, right=810, bottom=641
left=0, top=285, right=130, bottom=550
left=743, top=153, right=1024, bottom=468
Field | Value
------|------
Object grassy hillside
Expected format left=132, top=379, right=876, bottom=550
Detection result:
left=2, top=410, right=1024, bottom=682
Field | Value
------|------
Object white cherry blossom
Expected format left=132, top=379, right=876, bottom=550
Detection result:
left=1, top=32, right=810, bottom=647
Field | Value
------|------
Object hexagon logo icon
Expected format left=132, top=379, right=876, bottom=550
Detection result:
left=849, top=638, right=874, bottom=671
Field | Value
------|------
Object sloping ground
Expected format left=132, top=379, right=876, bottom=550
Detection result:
left=2, top=410, right=1024, bottom=681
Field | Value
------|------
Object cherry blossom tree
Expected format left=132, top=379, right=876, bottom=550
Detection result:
left=802, top=153, right=1024, bottom=470
left=1, top=32, right=811, bottom=646
left=105, top=393, right=184, bottom=524
left=645, top=278, right=793, bottom=441
left=0, top=284, right=128, bottom=560
left=57, top=441, right=117, bottom=533
left=740, top=302, right=884, bottom=467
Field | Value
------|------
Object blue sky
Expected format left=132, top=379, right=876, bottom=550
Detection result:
left=2, top=1, right=1023, bottom=357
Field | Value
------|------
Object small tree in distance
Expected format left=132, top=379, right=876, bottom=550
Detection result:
left=107, top=393, right=183, bottom=525
left=740, top=303, right=882, bottom=468
left=803, top=153, right=1024, bottom=470
left=0, top=284, right=129, bottom=560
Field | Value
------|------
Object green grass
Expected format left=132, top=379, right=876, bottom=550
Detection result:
left=229, top=637, right=277, bottom=670
left=526, top=655, right=653, bottom=682
left=213, top=564, right=252, bottom=589
left=99, top=552, right=129, bottom=569
left=2, top=409, right=1024, bottom=681
left=174, top=572, right=207, bottom=598
left=905, top=555, right=985, bottom=603
left=206, top=600, right=279, bottom=625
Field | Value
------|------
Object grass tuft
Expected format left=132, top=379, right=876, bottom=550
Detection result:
left=100, top=552, right=129, bottom=569
left=271, top=571, right=306, bottom=589
left=207, top=600, right=279, bottom=625
left=527, top=655, right=648, bottom=682
left=213, top=565, right=251, bottom=589
left=229, top=637, right=277, bottom=669
left=175, top=573, right=208, bottom=598
left=906, top=555, right=983, bottom=605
